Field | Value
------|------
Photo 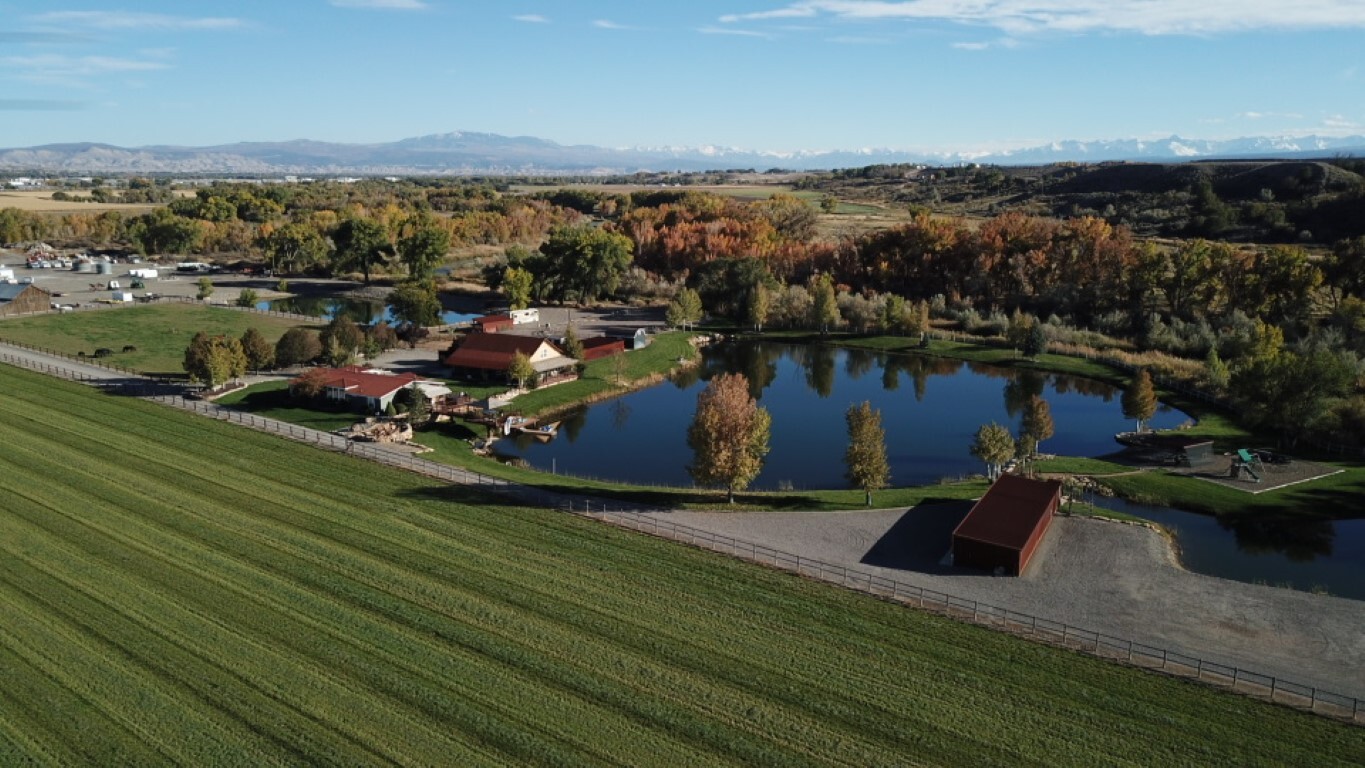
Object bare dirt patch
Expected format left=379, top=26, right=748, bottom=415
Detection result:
left=0, top=190, right=161, bottom=213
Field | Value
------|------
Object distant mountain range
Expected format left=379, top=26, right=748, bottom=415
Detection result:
left=1, top=131, right=1363, bottom=175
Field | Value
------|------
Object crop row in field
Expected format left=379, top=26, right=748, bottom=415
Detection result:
left=0, top=363, right=1360, bottom=765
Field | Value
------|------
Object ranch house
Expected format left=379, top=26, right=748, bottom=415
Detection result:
left=443, top=333, right=577, bottom=384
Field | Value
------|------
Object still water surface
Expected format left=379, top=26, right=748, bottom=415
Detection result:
left=496, top=341, right=1188, bottom=489
left=258, top=296, right=477, bottom=326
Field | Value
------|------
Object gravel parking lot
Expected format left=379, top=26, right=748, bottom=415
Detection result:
left=632, top=505, right=1365, bottom=701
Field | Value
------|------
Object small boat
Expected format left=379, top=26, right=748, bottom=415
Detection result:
left=515, top=421, right=560, bottom=440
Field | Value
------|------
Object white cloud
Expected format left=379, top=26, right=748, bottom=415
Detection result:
left=330, top=0, right=428, bottom=9
left=952, top=41, right=990, bottom=50
left=4, top=54, right=169, bottom=76
left=698, top=26, right=776, bottom=39
left=29, top=11, right=243, bottom=30
left=593, top=20, right=630, bottom=30
left=719, top=1, right=1365, bottom=36
left=829, top=35, right=889, bottom=44
left=1237, top=111, right=1304, bottom=120
left=513, top=14, right=550, bottom=23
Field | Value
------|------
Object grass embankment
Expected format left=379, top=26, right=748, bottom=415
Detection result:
left=507, top=331, right=695, bottom=417
left=0, top=363, right=1360, bottom=764
left=0, top=303, right=310, bottom=377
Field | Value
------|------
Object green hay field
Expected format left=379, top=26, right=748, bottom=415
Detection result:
left=0, top=363, right=1360, bottom=765
left=0, top=303, right=311, bottom=377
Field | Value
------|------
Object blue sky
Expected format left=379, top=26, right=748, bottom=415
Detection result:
left=2, top=1, right=1362, bottom=152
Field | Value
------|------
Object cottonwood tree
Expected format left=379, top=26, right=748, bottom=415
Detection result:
left=240, top=327, right=275, bottom=371
left=1121, top=368, right=1158, bottom=432
left=538, top=224, right=633, bottom=304
left=235, top=288, right=258, bottom=308
left=746, top=282, right=771, bottom=332
left=397, top=214, right=451, bottom=280
left=502, top=266, right=533, bottom=310
left=845, top=401, right=890, bottom=506
left=262, top=222, right=327, bottom=275
left=970, top=422, right=1015, bottom=480
left=562, top=323, right=585, bottom=360
left=687, top=372, right=772, bottom=503
left=183, top=332, right=247, bottom=388
left=196, top=277, right=214, bottom=301
left=388, top=279, right=442, bottom=328
left=809, top=274, right=839, bottom=333
left=332, top=217, right=390, bottom=283
left=275, top=327, right=322, bottom=368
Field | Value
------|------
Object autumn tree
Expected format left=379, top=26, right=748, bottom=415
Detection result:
left=508, top=350, right=535, bottom=389
left=844, top=401, right=890, bottom=506
left=196, top=276, right=214, bottom=301
left=970, top=422, right=1015, bottom=480
left=1121, top=369, right=1158, bottom=433
left=235, top=288, right=259, bottom=308
left=809, top=273, right=839, bottom=333
left=291, top=366, right=331, bottom=399
left=262, top=222, right=327, bottom=275
left=1019, top=395, right=1055, bottom=458
left=687, top=372, right=772, bottom=503
left=397, top=213, right=451, bottom=280
left=275, top=327, right=322, bottom=368
left=240, top=327, right=275, bottom=371
left=746, top=282, right=771, bottom=332
left=502, top=266, right=533, bottom=310
left=183, top=332, right=247, bottom=388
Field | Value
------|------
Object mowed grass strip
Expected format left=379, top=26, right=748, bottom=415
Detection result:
left=0, top=365, right=1361, bottom=766
left=0, top=303, right=312, bottom=376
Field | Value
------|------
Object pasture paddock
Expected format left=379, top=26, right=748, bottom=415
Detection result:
left=0, top=363, right=1360, bottom=765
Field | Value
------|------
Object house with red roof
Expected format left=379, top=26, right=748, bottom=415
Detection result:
left=290, top=366, right=449, bottom=414
left=443, top=333, right=577, bottom=384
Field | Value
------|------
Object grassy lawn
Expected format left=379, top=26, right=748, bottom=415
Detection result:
left=0, top=303, right=313, bottom=377
left=0, top=362, right=1360, bottom=765
left=506, top=331, right=696, bottom=417
left=213, top=380, right=360, bottom=433
left=1033, top=457, right=1135, bottom=475
left=1099, top=465, right=1365, bottom=519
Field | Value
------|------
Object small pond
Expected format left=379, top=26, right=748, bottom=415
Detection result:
left=494, top=341, right=1189, bottom=489
left=258, top=296, right=477, bottom=326
left=1087, top=496, right=1365, bottom=600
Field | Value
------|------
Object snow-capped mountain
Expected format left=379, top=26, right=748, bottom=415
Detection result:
left=0, top=132, right=1361, bottom=175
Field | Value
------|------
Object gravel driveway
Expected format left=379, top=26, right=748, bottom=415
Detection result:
left=632, top=506, right=1365, bottom=701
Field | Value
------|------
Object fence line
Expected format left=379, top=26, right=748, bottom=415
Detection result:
left=565, top=499, right=1363, bottom=725
left=0, top=343, right=1360, bottom=726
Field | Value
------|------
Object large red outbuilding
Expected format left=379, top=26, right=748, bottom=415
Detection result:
left=952, top=475, right=1062, bottom=576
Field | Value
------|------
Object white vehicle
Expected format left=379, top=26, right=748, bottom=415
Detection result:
left=509, top=308, right=539, bottom=325
left=129, top=268, right=159, bottom=279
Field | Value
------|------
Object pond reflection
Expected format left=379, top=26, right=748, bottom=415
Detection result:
left=495, top=340, right=1188, bottom=490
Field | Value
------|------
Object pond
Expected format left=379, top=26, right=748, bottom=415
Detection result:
left=1086, top=496, right=1365, bottom=600
left=257, top=296, right=478, bottom=326
left=493, top=341, right=1190, bottom=489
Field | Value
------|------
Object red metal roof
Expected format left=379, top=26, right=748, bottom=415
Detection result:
left=580, top=336, right=625, bottom=360
left=952, top=475, right=1062, bottom=551
left=444, top=333, right=563, bottom=370
left=474, top=314, right=514, bottom=330
left=293, top=367, right=421, bottom=399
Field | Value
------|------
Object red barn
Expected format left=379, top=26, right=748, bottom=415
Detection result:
left=952, top=475, right=1062, bottom=576
left=472, top=314, right=514, bottom=333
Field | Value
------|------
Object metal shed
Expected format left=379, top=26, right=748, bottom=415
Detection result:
left=952, top=475, right=1062, bottom=576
